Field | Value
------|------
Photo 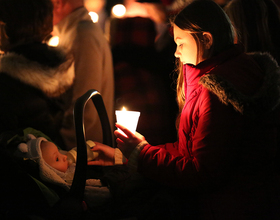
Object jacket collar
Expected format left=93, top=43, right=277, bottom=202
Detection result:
left=199, top=51, right=280, bottom=117
left=183, top=45, right=243, bottom=101
left=0, top=43, right=74, bottom=97
left=55, top=7, right=90, bottom=35
left=9, top=42, right=68, bottom=68
left=184, top=45, right=243, bottom=87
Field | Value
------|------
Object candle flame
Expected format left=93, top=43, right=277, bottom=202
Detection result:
left=122, top=106, right=126, bottom=111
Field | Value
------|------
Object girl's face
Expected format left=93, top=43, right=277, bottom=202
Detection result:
left=173, top=25, right=200, bottom=65
left=41, top=141, right=69, bottom=173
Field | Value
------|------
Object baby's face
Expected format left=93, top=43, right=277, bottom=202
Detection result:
left=41, top=141, right=69, bottom=172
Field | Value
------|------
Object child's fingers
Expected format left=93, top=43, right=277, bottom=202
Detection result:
left=88, top=160, right=102, bottom=166
left=115, top=123, right=134, bottom=138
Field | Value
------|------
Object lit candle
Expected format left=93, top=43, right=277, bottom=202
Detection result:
left=115, top=107, right=140, bottom=135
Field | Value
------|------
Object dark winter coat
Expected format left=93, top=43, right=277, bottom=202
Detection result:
left=0, top=43, right=74, bottom=147
left=138, top=45, right=280, bottom=219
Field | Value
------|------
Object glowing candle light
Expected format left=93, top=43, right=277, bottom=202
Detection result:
left=115, top=107, right=140, bottom=135
left=89, top=11, right=99, bottom=23
left=48, top=36, right=59, bottom=47
left=112, top=4, right=126, bottom=18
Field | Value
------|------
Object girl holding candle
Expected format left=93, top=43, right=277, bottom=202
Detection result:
left=89, top=0, right=280, bottom=218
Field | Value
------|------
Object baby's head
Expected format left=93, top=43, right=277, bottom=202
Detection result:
left=17, top=133, right=72, bottom=189
left=17, top=134, right=69, bottom=173
left=40, top=141, right=69, bottom=173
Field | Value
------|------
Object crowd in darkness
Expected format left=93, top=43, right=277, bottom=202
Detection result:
left=2, top=0, right=280, bottom=219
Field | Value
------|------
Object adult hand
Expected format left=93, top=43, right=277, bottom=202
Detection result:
left=114, top=123, right=146, bottom=159
left=87, top=142, right=115, bottom=166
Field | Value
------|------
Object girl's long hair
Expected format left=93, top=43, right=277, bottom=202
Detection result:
left=171, top=0, right=235, bottom=129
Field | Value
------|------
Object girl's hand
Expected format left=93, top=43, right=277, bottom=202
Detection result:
left=87, top=142, right=115, bottom=166
left=114, top=123, right=146, bottom=158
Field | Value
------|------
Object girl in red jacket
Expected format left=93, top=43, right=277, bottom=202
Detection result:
left=90, top=0, right=280, bottom=219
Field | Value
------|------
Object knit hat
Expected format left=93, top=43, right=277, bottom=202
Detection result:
left=17, top=134, right=71, bottom=190
left=17, top=134, right=46, bottom=160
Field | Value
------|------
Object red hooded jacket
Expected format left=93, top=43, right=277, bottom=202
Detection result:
left=137, top=45, right=280, bottom=219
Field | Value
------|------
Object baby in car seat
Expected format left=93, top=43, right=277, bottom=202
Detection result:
left=16, top=134, right=111, bottom=207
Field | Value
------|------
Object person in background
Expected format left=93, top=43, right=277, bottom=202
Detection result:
left=0, top=0, right=74, bottom=217
left=0, top=0, right=73, bottom=147
left=224, top=0, right=280, bottom=64
left=89, top=0, right=280, bottom=219
left=52, top=0, right=114, bottom=150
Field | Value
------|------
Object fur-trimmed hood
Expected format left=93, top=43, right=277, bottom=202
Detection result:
left=199, top=52, right=280, bottom=118
left=0, top=43, right=74, bottom=97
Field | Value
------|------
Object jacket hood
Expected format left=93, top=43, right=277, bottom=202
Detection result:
left=199, top=52, right=280, bottom=118
left=0, top=43, right=74, bottom=97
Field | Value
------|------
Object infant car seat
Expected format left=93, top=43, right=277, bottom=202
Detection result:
left=0, top=89, right=112, bottom=220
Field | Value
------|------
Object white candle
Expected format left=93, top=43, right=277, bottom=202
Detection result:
left=115, top=107, right=140, bottom=135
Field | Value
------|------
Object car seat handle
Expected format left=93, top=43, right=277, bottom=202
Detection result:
left=69, top=89, right=113, bottom=201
